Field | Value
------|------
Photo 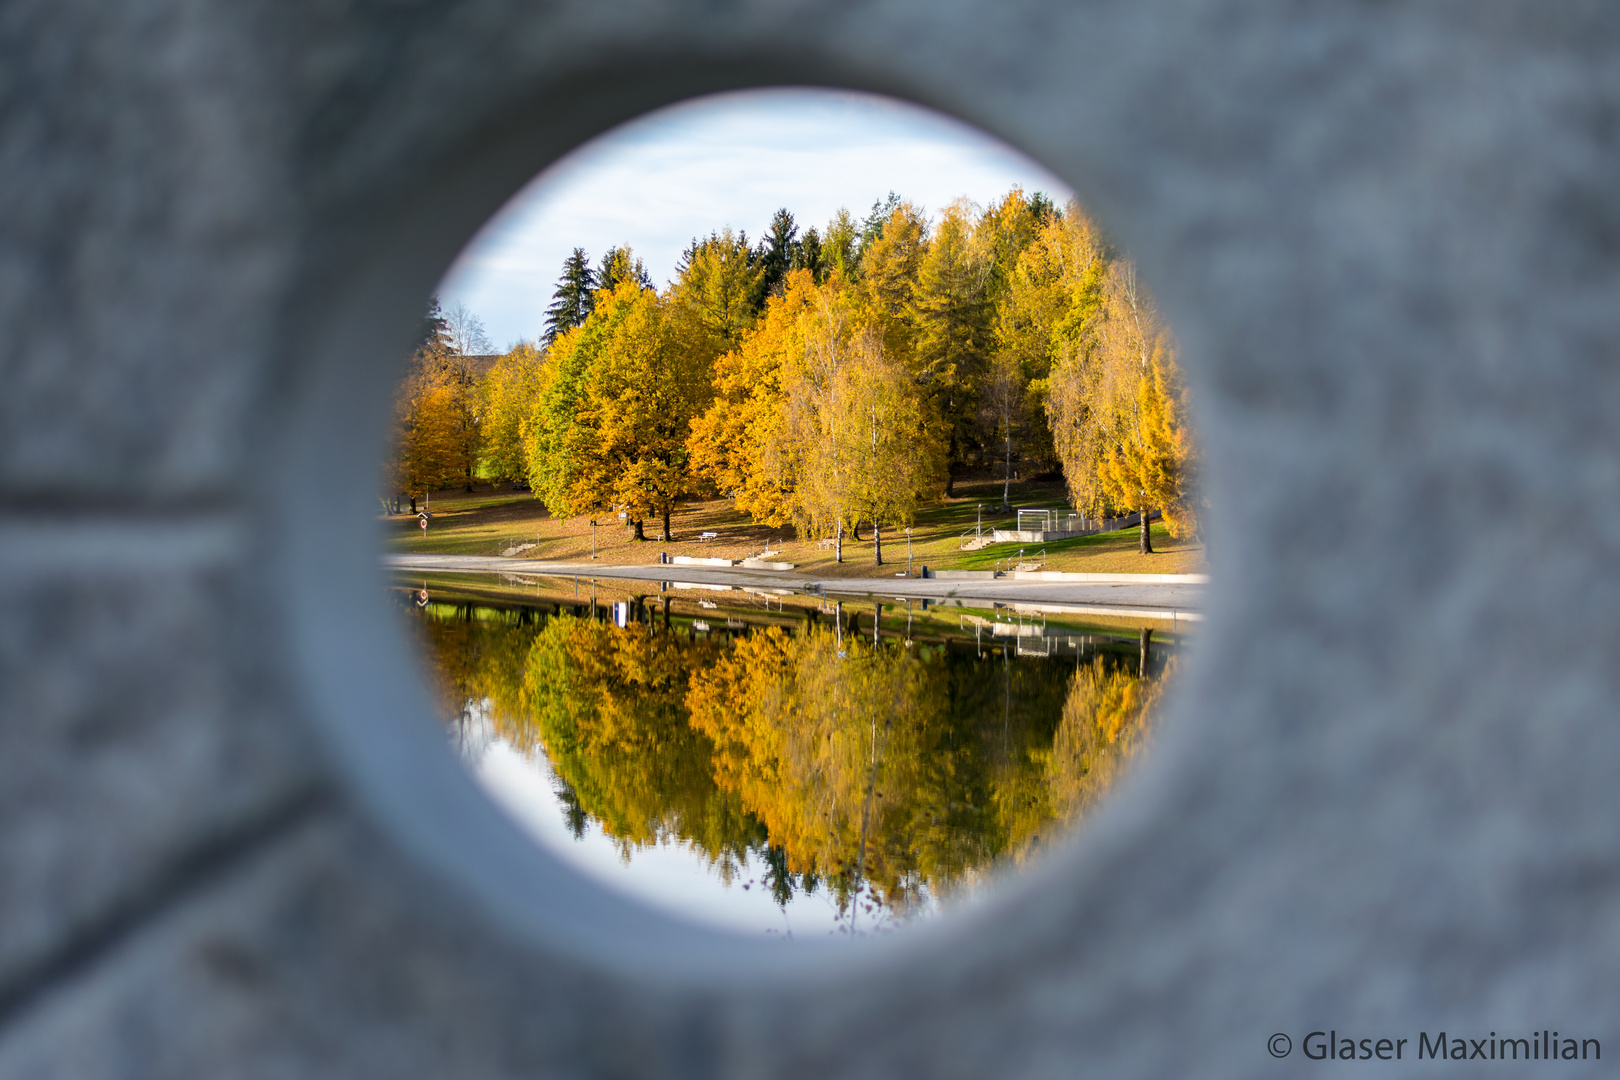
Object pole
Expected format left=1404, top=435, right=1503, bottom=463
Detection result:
left=906, top=527, right=913, bottom=575
left=589, top=519, right=597, bottom=559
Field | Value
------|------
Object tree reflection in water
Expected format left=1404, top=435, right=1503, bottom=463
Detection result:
left=411, top=596, right=1177, bottom=933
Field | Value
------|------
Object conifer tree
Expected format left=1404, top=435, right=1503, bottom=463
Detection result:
left=598, top=245, right=653, bottom=293
left=794, top=226, right=823, bottom=280
left=821, top=209, right=861, bottom=280
left=859, top=200, right=927, bottom=361
left=543, top=249, right=596, bottom=344
left=421, top=296, right=453, bottom=352
left=752, top=209, right=799, bottom=307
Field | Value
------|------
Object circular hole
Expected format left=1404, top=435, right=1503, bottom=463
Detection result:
left=289, top=86, right=1205, bottom=976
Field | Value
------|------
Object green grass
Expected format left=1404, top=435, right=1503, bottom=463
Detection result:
left=384, top=477, right=1205, bottom=578
left=950, top=522, right=1193, bottom=572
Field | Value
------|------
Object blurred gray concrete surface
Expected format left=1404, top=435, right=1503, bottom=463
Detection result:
left=3, top=1, right=1620, bottom=1077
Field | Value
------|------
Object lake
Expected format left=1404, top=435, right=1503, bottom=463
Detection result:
left=398, top=572, right=1186, bottom=939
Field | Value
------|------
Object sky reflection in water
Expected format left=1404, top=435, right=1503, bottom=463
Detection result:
left=404, top=574, right=1182, bottom=938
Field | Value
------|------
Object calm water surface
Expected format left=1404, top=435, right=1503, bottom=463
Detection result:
left=400, top=573, right=1185, bottom=938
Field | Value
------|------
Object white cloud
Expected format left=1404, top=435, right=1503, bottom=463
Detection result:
left=436, top=87, right=1074, bottom=350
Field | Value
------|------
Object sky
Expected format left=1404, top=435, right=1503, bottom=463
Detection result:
left=435, top=87, right=1075, bottom=350
left=473, top=735, right=922, bottom=940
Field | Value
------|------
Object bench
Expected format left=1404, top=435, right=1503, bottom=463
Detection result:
left=698, top=531, right=719, bottom=542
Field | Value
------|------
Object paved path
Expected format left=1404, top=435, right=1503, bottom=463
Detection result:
left=386, top=554, right=1205, bottom=622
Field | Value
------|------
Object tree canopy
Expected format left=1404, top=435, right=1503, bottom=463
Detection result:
left=397, top=189, right=1201, bottom=555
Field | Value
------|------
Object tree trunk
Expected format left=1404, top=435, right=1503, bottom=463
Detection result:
left=408, top=495, right=418, bottom=514
left=851, top=518, right=863, bottom=541
left=945, top=469, right=955, bottom=498
left=873, top=519, right=883, bottom=565
left=835, top=520, right=843, bottom=563
left=1003, top=426, right=1013, bottom=510
left=633, top=519, right=646, bottom=541
left=661, top=507, right=672, bottom=541
left=1139, top=506, right=1153, bottom=554
left=1139, top=627, right=1152, bottom=676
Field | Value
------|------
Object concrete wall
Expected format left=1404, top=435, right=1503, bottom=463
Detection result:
left=4, top=2, right=1620, bottom=1077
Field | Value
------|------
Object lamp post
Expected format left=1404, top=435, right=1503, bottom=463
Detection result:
left=977, top=503, right=983, bottom=538
left=906, top=526, right=913, bottom=575
left=589, top=520, right=597, bottom=559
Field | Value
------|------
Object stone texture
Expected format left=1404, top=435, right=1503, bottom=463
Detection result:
left=0, top=520, right=325, bottom=1014
left=3, top=0, right=1620, bottom=1077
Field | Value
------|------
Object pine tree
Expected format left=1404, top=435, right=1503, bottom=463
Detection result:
left=821, top=209, right=861, bottom=280
left=752, top=209, right=798, bottom=308
left=544, top=249, right=597, bottom=344
left=795, top=226, right=823, bottom=280
left=421, top=297, right=453, bottom=352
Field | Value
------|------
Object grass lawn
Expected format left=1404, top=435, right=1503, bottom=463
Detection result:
left=385, top=477, right=1205, bottom=578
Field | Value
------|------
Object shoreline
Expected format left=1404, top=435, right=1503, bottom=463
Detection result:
left=386, top=553, right=1207, bottom=621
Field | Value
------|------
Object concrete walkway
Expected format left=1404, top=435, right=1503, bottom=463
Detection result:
left=386, top=554, right=1206, bottom=623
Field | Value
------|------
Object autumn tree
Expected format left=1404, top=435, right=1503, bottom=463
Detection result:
left=911, top=199, right=993, bottom=496
left=992, top=201, right=1110, bottom=492
left=524, top=287, right=643, bottom=517
left=388, top=334, right=483, bottom=509
left=687, top=269, right=819, bottom=526
left=1047, top=251, right=1197, bottom=552
left=526, top=281, right=721, bottom=540
left=671, top=229, right=763, bottom=349
left=858, top=199, right=927, bottom=362
left=480, top=341, right=545, bottom=483
left=828, top=328, right=940, bottom=565
left=785, top=279, right=943, bottom=560
left=690, top=267, right=944, bottom=558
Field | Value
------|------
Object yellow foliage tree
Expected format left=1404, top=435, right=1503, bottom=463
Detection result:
left=479, top=341, right=545, bottom=483
left=686, top=270, right=818, bottom=525
left=388, top=342, right=482, bottom=510
left=1047, top=249, right=1199, bottom=550
left=910, top=199, right=993, bottom=494
left=1047, top=655, right=1171, bottom=821
left=526, top=280, right=721, bottom=539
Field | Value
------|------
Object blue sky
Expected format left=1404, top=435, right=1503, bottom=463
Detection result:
left=435, top=88, right=1074, bottom=350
